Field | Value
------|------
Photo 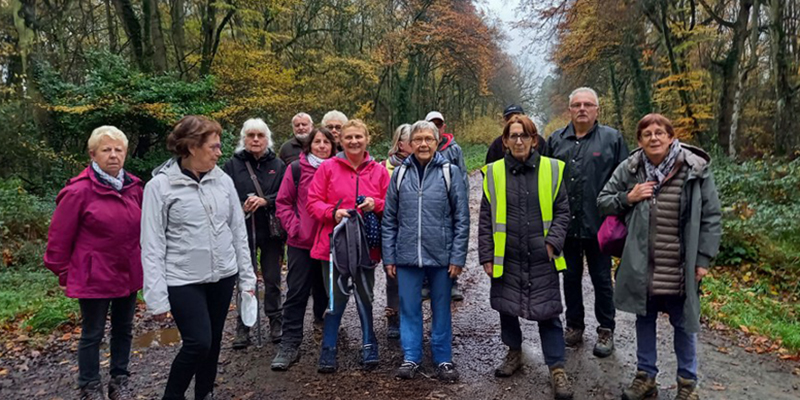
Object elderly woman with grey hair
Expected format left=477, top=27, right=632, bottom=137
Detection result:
left=223, top=118, right=287, bottom=347
left=321, top=110, right=348, bottom=149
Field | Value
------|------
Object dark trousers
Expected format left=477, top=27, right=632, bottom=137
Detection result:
left=636, top=296, right=698, bottom=380
left=499, top=313, right=565, bottom=368
left=77, top=293, right=137, bottom=388
left=237, top=230, right=284, bottom=329
left=563, top=238, right=616, bottom=331
left=162, top=275, right=236, bottom=400
left=281, top=245, right=327, bottom=346
left=385, top=271, right=399, bottom=312
left=321, top=261, right=376, bottom=349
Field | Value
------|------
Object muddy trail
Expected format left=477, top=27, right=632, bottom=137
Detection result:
left=2, top=172, right=799, bottom=400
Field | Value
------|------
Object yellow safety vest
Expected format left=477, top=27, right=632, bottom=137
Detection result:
left=481, top=156, right=567, bottom=278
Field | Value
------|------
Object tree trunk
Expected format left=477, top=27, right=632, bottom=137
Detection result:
left=149, top=0, right=168, bottom=72
left=768, top=0, right=795, bottom=155
left=170, top=0, right=186, bottom=75
left=112, top=0, right=148, bottom=71
left=105, top=0, right=118, bottom=53
left=200, top=0, right=217, bottom=75
left=730, top=0, right=761, bottom=158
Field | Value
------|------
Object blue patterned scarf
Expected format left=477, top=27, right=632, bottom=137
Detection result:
left=91, top=161, right=125, bottom=191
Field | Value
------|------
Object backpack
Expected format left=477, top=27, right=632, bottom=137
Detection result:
left=290, top=160, right=301, bottom=189
left=330, top=211, right=375, bottom=296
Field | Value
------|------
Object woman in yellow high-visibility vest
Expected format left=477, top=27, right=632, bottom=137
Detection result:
left=478, top=115, right=573, bottom=400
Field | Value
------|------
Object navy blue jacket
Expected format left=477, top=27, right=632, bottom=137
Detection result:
left=381, top=153, right=470, bottom=268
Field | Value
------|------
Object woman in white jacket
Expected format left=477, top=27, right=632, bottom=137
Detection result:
left=141, top=115, right=257, bottom=400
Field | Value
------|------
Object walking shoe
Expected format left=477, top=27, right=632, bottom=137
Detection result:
left=313, top=318, right=324, bottom=345
left=494, top=349, right=523, bottom=377
left=79, top=381, right=104, bottom=400
left=550, top=367, right=574, bottom=399
left=387, top=313, right=400, bottom=340
left=271, top=344, right=300, bottom=371
left=396, top=360, right=419, bottom=379
left=232, top=324, right=250, bottom=350
left=269, top=316, right=282, bottom=344
left=317, top=346, right=338, bottom=373
left=107, top=375, right=133, bottom=400
left=450, top=285, right=464, bottom=301
left=436, top=362, right=459, bottom=382
left=564, top=326, right=584, bottom=347
left=361, top=344, right=380, bottom=370
left=622, top=371, right=658, bottom=400
left=675, top=376, right=699, bottom=400
left=593, top=327, right=615, bottom=358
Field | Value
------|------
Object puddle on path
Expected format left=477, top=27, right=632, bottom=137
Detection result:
left=133, top=328, right=181, bottom=349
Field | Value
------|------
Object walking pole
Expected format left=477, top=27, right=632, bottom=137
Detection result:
left=250, top=212, right=263, bottom=348
left=328, top=233, right=334, bottom=313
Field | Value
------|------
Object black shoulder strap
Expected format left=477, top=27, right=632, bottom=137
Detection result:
left=291, top=160, right=302, bottom=189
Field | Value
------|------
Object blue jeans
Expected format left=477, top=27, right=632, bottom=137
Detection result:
left=636, top=295, right=698, bottom=381
left=397, top=266, right=453, bottom=364
left=321, top=263, right=376, bottom=349
left=500, top=313, right=565, bottom=368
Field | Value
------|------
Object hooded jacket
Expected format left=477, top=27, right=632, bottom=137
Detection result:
left=140, top=158, right=257, bottom=315
left=44, top=166, right=144, bottom=299
left=306, top=152, right=390, bottom=261
left=437, top=133, right=470, bottom=192
left=597, top=144, right=721, bottom=333
left=381, top=153, right=470, bottom=269
left=276, top=153, right=323, bottom=250
left=222, top=149, right=286, bottom=237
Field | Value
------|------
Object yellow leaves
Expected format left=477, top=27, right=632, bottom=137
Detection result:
left=138, top=103, right=177, bottom=122
left=50, top=104, right=97, bottom=114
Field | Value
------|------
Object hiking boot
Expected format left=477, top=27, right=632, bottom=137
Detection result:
left=79, top=381, right=104, bottom=400
left=386, top=313, right=400, bottom=340
left=361, top=344, right=379, bottom=370
left=593, top=327, right=615, bottom=358
left=494, top=349, right=522, bottom=377
left=313, top=318, right=324, bottom=345
left=232, top=324, right=250, bottom=350
left=622, top=371, right=658, bottom=400
left=436, top=362, right=459, bottom=382
left=396, top=360, right=419, bottom=380
left=271, top=344, right=300, bottom=371
left=550, top=367, right=574, bottom=399
left=451, top=285, right=464, bottom=301
left=564, top=326, right=584, bottom=347
left=675, top=376, right=699, bottom=400
left=269, top=316, right=282, bottom=344
left=108, top=375, right=132, bottom=400
left=317, top=346, right=338, bottom=373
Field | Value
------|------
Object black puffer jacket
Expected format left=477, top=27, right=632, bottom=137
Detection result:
left=545, top=122, right=628, bottom=239
left=222, top=149, right=286, bottom=236
left=478, top=152, right=571, bottom=321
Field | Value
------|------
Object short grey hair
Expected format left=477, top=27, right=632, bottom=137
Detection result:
left=388, top=124, right=411, bottom=157
left=291, top=112, right=313, bottom=126
left=236, top=118, right=273, bottom=152
left=409, top=120, right=440, bottom=143
left=321, top=110, right=348, bottom=126
left=568, top=87, right=600, bottom=106
left=87, top=126, right=128, bottom=152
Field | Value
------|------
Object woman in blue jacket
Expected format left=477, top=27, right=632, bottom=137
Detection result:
left=382, top=120, right=470, bottom=382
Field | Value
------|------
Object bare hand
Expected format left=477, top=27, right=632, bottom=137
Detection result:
left=244, top=196, right=267, bottom=212
left=385, top=264, right=396, bottom=279
left=152, top=312, right=170, bottom=322
left=59, top=285, right=67, bottom=293
left=357, top=197, right=376, bottom=212
left=627, top=181, right=657, bottom=203
left=448, top=265, right=462, bottom=279
left=696, top=267, right=708, bottom=283
left=335, top=208, right=350, bottom=223
left=482, top=262, right=493, bottom=277
left=546, top=244, right=555, bottom=261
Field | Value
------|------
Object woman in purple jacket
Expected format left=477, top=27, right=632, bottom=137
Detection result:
left=271, top=128, right=336, bottom=371
left=44, top=126, right=143, bottom=400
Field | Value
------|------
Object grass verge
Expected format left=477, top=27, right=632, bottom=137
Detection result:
left=0, top=263, right=79, bottom=334
left=461, top=142, right=488, bottom=172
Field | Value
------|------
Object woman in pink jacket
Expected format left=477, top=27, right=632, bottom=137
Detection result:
left=306, top=119, right=389, bottom=373
left=44, top=126, right=143, bottom=400
left=271, top=128, right=336, bottom=371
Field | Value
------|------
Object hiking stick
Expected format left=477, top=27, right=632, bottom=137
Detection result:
left=250, top=212, right=263, bottom=348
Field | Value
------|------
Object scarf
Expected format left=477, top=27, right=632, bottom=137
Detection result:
left=307, top=153, right=326, bottom=169
left=642, top=139, right=682, bottom=193
left=388, top=153, right=407, bottom=167
left=92, top=161, right=125, bottom=191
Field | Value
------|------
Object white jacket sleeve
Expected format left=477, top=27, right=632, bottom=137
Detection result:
left=227, top=177, right=256, bottom=291
left=140, top=178, right=171, bottom=315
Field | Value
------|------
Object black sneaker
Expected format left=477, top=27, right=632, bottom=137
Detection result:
left=79, top=381, right=104, bottom=400
left=564, top=326, right=584, bottom=348
left=396, top=361, right=419, bottom=379
left=232, top=324, right=250, bottom=350
left=450, top=285, right=464, bottom=302
left=436, top=362, right=459, bottom=382
left=108, top=375, right=132, bottom=400
left=269, top=317, right=283, bottom=344
left=318, top=346, right=338, bottom=373
left=271, top=344, right=300, bottom=371
left=387, top=314, right=400, bottom=340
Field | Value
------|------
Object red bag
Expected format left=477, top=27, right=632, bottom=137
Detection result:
left=598, top=215, right=627, bottom=257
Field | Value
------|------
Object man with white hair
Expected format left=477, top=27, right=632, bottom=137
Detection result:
left=545, top=87, right=629, bottom=359
left=279, top=112, right=314, bottom=164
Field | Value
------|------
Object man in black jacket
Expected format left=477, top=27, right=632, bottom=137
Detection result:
left=279, top=112, right=313, bottom=165
left=485, top=105, right=545, bottom=164
left=545, top=87, right=628, bottom=358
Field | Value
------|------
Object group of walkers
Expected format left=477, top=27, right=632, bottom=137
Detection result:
left=44, top=86, right=721, bottom=400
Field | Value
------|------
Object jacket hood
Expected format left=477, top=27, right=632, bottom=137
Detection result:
left=403, top=152, right=448, bottom=168
left=151, top=157, right=224, bottom=183
left=233, top=148, right=276, bottom=163
left=626, top=143, right=711, bottom=179
left=438, top=133, right=454, bottom=151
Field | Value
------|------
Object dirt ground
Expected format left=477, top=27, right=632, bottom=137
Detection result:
left=1, top=172, right=799, bottom=400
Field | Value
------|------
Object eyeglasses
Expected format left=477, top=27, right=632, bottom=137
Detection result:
left=508, top=134, right=533, bottom=142
left=640, top=130, right=669, bottom=140
left=325, top=124, right=343, bottom=131
left=411, top=137, right=438, bottom=145
left=569, top=102, right=598, bottom=110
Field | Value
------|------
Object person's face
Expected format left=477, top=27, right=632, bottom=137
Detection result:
left=568, top=92, right=599, bottom=126
left=638, top=123, right=675, bottom=164
left=502, top=123, right=534, bottom=161
left=310, top=131, right=333, bottom=160
left=293, top=116, right=312, bottom=137
left=430, top=118, right=445, bottom=137
left=340, top=127, right=369, bottom=157
left=189, top=134, right=222, bottom=171
left=90, top=136, right=127, bottom=176
left=324, top=119, right=345, bottom=143
left=410, top=129, right=438, bottom=164
left=244, top=129, right=268, bottom=156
